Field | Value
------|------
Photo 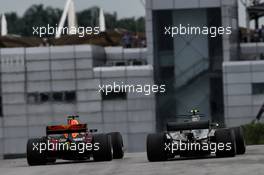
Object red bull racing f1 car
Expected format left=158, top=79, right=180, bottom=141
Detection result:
left=27, top=115, right=124, bottom=166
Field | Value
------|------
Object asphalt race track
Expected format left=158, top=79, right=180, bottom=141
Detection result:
left=1, top=145, right=264, bottom=175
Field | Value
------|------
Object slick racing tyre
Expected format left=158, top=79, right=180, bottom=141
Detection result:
left=108, top=132, right=124, bottom=159
left=27, top=138, right=48, bottom=166
left=232, top=126, right=246, bottom=155
left=146, top=133, right=167, bottom=162
left=215, top=129, right=236, bottom=157
left=93, top=134, right=113, bottom=162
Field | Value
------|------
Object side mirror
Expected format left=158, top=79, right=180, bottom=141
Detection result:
left=90, top=129, right=98, bottom=133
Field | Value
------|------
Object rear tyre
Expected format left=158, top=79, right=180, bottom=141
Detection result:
left=27, top=138, right=48, bottom=166
left=108, top=132, right=124, bottom=159
left=93, top=134, right=113, bottom=162
left=146, top=133, right=167, bottom=162
left=232, top=126, right=246, bottom=155
left=215, top=129, right=236, bottom=157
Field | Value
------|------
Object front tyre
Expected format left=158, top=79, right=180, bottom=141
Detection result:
left=146, top=133, right=167, bottom=162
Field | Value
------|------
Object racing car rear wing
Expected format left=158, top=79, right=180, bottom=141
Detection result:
left=46, top=124, right=87, bottom=135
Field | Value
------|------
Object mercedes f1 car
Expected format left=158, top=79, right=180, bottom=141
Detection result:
left=146, top=109, right=246, bottom=162
left=27, top=115, right=124, bottom=166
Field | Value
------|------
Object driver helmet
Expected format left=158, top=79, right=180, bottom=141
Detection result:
left=190, top=109, right=200, bottom=122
